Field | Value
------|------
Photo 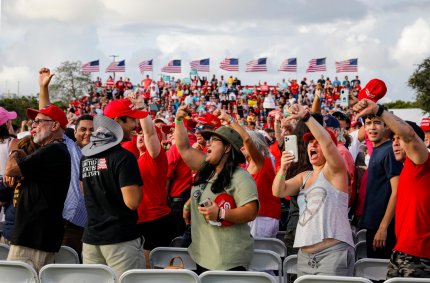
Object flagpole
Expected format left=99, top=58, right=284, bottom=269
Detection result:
left=109, top=55, right=119, bottom=81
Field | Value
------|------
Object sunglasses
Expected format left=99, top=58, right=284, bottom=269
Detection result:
left=194, top=125, right=214, bottom=132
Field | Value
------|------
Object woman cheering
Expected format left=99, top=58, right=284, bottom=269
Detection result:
left=174, top=105, right=259, bottom=273
left=272, top=104, right=354, bottom=276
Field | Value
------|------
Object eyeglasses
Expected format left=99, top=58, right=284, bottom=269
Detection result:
left=207, top=136, right=223, bottom=144
left=32, top=119, right=54, bottom=125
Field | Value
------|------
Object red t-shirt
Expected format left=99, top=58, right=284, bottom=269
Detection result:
left=137, top=149, right=171, bottom=222
left=394, top=154, right=430, bottom=258
left=251, top=157, right=280, bottom=219
left=167, top=134, right=197, bottom=197
left=269, top=141, right=281, bottom=171
left=121, top=136, right=140, bottom=159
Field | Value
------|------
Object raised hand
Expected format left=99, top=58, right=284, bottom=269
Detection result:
left=353, top=98, right=378, bottom=119
left=39, top=67, right=54, bottom=88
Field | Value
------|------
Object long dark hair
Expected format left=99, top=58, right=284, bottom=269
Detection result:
left=193, top=142, right=240, bottom=194
left=285, top=119, right=312, bottom=179
left=0, top=124, right=15, bottom=143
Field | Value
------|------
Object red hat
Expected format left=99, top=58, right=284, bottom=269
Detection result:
left=27, top=105, right=68, bottom=129
left=195, top=114, right=221, bottom=129
left=104, top=99, right=148, bottom=119
left=214, top=193, right=237, bottom=227
left=420, top=117, right=430, bottom=132
left=358, top=79, right=387, bottom=102
left=303, top=129, right=337, bottom=146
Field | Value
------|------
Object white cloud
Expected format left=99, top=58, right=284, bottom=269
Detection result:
left=390, top=18, right=430, bottom=64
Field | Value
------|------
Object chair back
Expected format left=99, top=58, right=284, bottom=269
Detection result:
left=254, top=237, right=288, bottom=257
left=0, top=243, right=9, bottom=260
left=53, top=246, right=80, bottom=264
left=120, top=269, right=199, bottom=283
left=354, top=241, right=367, bottom=261
left=200, top=270, right=276, bottom=283
left=0, top=260, right=39, bottom=283
left=294, top=274, right=373, bottom=283
left=39, top=263, right=116, bottom=283
left=282, top=255, right=297, bottom=283
left=149, top=247, right=196, bottom=270
left=353, top=258, right=389, bottom=281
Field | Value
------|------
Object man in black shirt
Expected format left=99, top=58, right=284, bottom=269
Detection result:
left=81, top=109, right=146, bottom=280
left=5, top=105, right=71, bottom=272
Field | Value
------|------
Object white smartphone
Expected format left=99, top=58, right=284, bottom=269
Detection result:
left=285, top=135, right=298, bottom=163
left=340, top=89, right=349, bottom=107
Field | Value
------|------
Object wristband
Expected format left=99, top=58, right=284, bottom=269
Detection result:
left=183, top=204, right=190, bottom=211
left=175, top=119, right=183, bottom=124
left=375, top=104, right=384, bottom=117
left=301, top=111, right=311, bottom=122
left=277, top=172, right=286, bottom=179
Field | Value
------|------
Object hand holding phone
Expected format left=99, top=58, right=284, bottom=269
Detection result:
left=199, top=198, right=212, bottom=208
left=285, top=135, right=298, bottom=163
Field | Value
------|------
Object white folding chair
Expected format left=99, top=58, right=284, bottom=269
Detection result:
left=0, top=260, right=39, bottom=283
left=169, top=236, right=184, bottom=247
left=384, top=278, right=430, bottom=283
left=294, top=274, right=372, bottom=283
left=254, top=237, right=288, bottom=257
left=354, top=241, right=367, bottom=261
left=355, top=229, right=367, bottom=243
left=283, top=254, right=297, bottom=283
left=120, top=269, right=199, bottom=283
left=149, top=247, right=196, bottom=270
left=250, top=249, right=282, bottom=283
left=53, top=246, right=80, bottom=264
left=0, top=243, right=9, bottom=260
left=354, top=258, right=390, bottom=281
left=39, top=263, right=116, bottom=283
left=200, top=270, right=276, bottom=283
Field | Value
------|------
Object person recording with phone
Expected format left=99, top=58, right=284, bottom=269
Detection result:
left=174, top=105, right=259, bottom=273
left=272, top=103, right=354, bottom=276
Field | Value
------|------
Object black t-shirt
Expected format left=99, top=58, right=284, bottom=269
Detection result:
left=80, top=145, right=143, bottom=245
left=361, top=140, right=403, bottom=230
left=13, top=142, right=71, bottom=252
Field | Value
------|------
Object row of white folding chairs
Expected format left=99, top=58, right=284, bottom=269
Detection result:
left=0, top=244, right=79, bottom=264
left=2, top=260, right=430, bottom=283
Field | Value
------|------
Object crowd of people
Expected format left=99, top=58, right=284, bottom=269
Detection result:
left=0, top=67, right=429, bottom=280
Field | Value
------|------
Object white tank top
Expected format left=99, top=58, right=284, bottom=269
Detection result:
left=294, top=171, right=354, bottom=248
left=0, top=137, right=12, bottom=175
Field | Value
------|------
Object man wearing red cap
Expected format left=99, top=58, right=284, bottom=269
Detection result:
left=354, top=99, right=430, bottom=278
left=420, top=117, right=430, bottom=149
left=5, top=104, right=71, bottom=272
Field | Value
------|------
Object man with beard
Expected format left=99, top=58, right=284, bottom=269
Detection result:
left=5, top=105, right=71, bottom=272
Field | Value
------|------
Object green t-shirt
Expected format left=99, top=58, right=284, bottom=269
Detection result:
left=188, top=167, right=259, bottom=270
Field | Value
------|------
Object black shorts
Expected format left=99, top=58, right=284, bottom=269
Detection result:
left=138, top=213, right=176, bottom=250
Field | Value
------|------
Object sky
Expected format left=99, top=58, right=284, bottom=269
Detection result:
left=0, top=0, right=430, bottom=102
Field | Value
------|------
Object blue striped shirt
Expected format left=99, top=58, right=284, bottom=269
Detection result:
left=62, top=136, right=87, bottom=227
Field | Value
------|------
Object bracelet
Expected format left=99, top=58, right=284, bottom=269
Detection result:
left=183, top=204, right=190, bottom=210
left=301, top=111, right=311, bottom=122
left=277, top=172, right=286, bottom=179
left=175, top=119, right=183, bottom=124
left=375, top=104, right=384, bottom=117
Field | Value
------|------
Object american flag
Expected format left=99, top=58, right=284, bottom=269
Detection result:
left=335, top=58, right=358, bottom=73
left=306, top=58, right=326, bottom=73
left=220, top=58, right=239, bottom=71
left=81, top=60, right=99, bottom=73
left=279, top=58, right=297, bottom=72
left=139, top=59, right=153, bottom=73
left=161, top=60, right=181, bottom=73
left=190, top=58, right=210, bottom=72
left=105, top=60, right=125, bottom=72
left=246, top=58, right=267, bottom=72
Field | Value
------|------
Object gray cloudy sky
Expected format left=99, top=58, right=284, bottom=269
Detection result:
left=1, top=0, right=430, bottom=101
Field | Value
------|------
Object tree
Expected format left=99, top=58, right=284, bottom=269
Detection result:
left=384, top=100, right=419, bottom=109
left=408, top=57, right=430, bottom=113
left=49, top=61, right=92, bottom=102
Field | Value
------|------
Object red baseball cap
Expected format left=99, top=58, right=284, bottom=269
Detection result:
left=214, top=193, right=237, bottom=227
left=104, top=99, right=148, bottom=119
left=358, top=79, right=387, bottom=102
left=195, top=114, right=221, bottom=129
left=27, top=105, right=68, bottom=129
left=303, top=129, right=337, bottom=146
left=420, top=117, right=430, bottom=132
